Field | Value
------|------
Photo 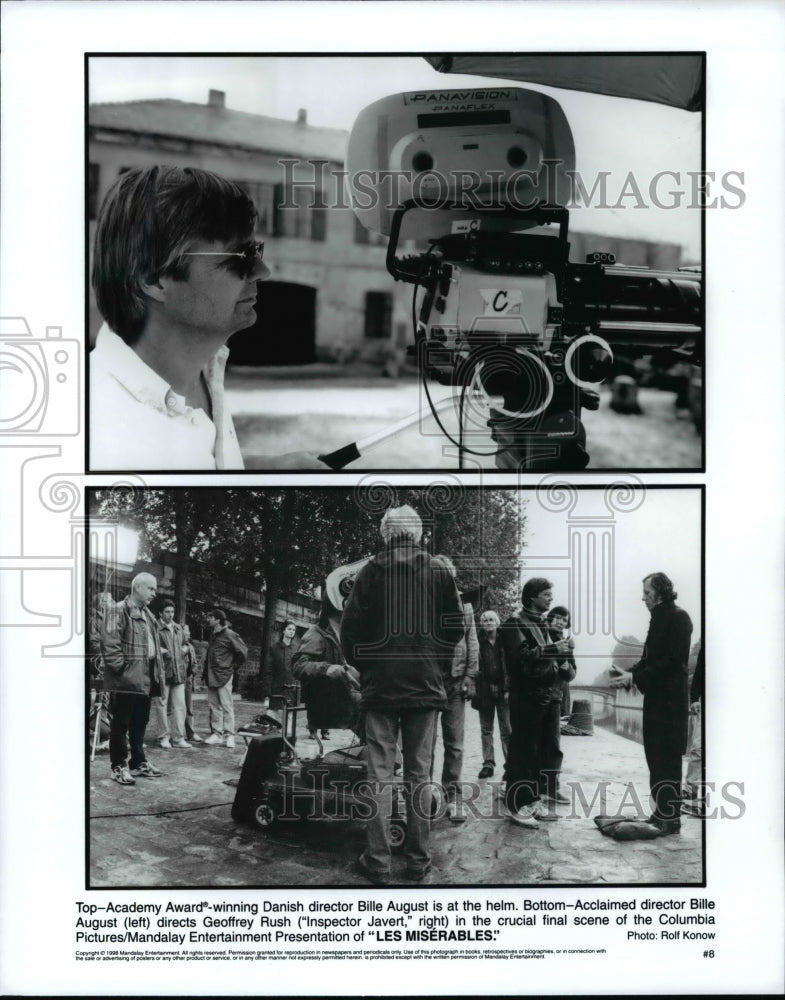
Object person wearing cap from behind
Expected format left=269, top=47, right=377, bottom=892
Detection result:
left=341, top=505, right=464, bottom=885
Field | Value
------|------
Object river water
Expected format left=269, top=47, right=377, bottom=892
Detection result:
left=578, top=687, right=696, bottom=749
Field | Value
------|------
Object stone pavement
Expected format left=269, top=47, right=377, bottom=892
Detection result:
left=89, top=696, right=703, bottom=889
left=226, top=372, right=701, bottom=471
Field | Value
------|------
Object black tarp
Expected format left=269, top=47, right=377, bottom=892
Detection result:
left=424, top=54, right=704, bottom=112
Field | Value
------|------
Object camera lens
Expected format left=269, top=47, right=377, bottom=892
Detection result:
left=412, top=151, right=434, bottom=172
left=467, top=345, right=553, bottom=419
left=507, top=146, right=528, bottom=167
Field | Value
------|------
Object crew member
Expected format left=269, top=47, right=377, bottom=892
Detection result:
left=100, top=573, right=165, bottom=785
left=90, top=164, right=327, bottom=470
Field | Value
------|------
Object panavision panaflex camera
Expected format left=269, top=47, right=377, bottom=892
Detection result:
left=346, top=87, right=702, bottom=470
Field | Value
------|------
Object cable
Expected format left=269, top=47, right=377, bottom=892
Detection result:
left=410, top=282, right=501, bottom=461
left=91, top=800, right=234, bottom=820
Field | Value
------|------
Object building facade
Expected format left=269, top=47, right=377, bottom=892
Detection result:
left=88, top=90, right=682, bottom=364
left=88, top=91, right=411, bottom=365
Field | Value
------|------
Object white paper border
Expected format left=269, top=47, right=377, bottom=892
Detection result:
left=1, top=1, right=783, bottom=995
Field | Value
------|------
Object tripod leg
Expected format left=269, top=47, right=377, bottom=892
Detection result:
left=90, top=691, right=102, bottom=762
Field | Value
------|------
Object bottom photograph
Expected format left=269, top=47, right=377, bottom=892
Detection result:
left=86, top=483, right=704, bottom=889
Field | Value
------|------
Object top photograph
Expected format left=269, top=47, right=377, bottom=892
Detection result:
left=86, top=53, right=706, bottom=473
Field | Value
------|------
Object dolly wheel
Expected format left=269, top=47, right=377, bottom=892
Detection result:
left=252, top=799, right=279, bottom=830
left=389, top=818, right=407, bottom=853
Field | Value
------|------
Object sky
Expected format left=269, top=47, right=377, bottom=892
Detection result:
left=520, top=486, right=702, bottom=682
left=88, top=54, right=702, bottom=260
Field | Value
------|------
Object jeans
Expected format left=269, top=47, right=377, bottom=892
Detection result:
left=109, top=692, right=151, bottom=770
left=184, top=676, right=197, bottom=738
left=431, top=680, right=466, bottom=801
left=148, top=679, right=186, bottom=743
left=477, top=697, right=511, bottom=767
left=505, top=695, right=563, bottom=813
left=361, top=708, right=437, bottom=876
left=207, top=678, right=235, bottom=736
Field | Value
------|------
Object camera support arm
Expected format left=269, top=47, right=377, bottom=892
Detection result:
left=385, top=199, right=570, bottom=288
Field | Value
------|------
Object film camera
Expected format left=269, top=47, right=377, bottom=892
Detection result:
left=347, top=88, right=702, bottom=469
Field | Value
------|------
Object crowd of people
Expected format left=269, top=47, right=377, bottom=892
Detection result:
left=282, top=508, right=694, bottom=883
left=90, top=506, right=696, bottom=884
left=90, top=577, right=247, bottom=785
left=85, top=150, right=700, bottom=888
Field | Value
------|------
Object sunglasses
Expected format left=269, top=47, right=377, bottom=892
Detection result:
left=181, top=240, right=265, bottom=279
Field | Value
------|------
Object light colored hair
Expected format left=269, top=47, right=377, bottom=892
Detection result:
left=480, top=610, right=500, bottom=625
left=380, top=505, right=422, bottom=545
left=131, top=572, right=156, bottom=592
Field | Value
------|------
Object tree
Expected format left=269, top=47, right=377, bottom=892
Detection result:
left=90, top=485, right=526, bottom=677
left=397, top=484, right=524, bottom=616
left=90, top=487, right=224, bottom=618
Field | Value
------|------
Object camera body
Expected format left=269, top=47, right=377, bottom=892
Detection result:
left=347, top=88, right=702, bottom=469
left=0, top=318, right=80, bottom=436
left=347, top=86, right=575, bottom=241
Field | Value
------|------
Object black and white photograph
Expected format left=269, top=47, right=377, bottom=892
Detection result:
left=1, top=1, right=784, bottom=997
left=87, top=53, right=704, bottom=473
left=87, top=483, right=704, bottom=889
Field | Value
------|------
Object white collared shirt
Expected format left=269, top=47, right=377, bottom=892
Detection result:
left=89, top=325, right=244, bottom=470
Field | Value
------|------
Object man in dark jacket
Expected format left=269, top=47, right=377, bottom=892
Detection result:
left=100, top=573, right=166, bottom=785
left=612, top=572, right=693, bottom=834
left=292, top=599, right=361, bottom=737
left=500, top=578, right=575, bottom=828
left=149, top=601, right=190, bottom=749
left=181, top=625, right=203, bottom=742
left=203, top=608, right=248, bottom=749
left=341, top=505, right=464, bottom=884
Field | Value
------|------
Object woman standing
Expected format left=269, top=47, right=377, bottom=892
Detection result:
left=263, top=620, right=301, bottom=710
left=546, top=606, right=576, bottom=718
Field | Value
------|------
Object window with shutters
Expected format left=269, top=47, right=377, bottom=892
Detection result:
left=237, top=181, right=277, bottom=236
left=273, top=181, right=325, bottom=240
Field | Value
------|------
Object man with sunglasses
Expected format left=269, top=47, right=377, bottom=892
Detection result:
left=90, top=165, right=326, bottom=470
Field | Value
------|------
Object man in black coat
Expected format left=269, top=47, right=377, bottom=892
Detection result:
left=341, top=505, right=464, bottom=884
left=612, top=572, right=693, bottom=834
left=500, top=578, right=575, bottom=828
